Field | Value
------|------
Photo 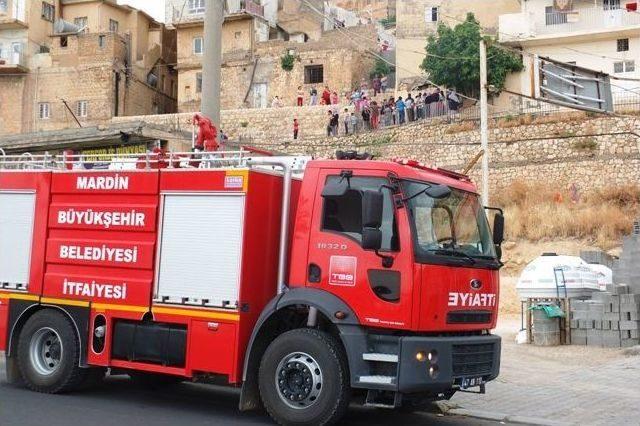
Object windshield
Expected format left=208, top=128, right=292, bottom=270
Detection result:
left=403, top=180, right=496, bottom=261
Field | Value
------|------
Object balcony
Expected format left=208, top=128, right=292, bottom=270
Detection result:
left=0, top=0, right=28, bottom=29
left=174, top=0, right=264, bottom=25
left=499, top=6, right=640, bottom=43
left=0, top=49, right=28, bottom=74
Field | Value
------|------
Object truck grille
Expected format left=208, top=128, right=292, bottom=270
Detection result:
left=452, top=343, right=495, bottom=377
left=447, top=311, right=492, bottom=324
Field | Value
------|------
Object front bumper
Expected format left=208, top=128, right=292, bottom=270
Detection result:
left=397, top=334, right=501, bottom=393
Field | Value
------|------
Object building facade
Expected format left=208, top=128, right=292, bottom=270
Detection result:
left=330, top=0, right=396, bottom=22
left=395, top=0, right=520, bottom=89
left=166, top=0, right=377, bottom=113
left=0, top=0, right=177, bottom=136
left=499, top=0, right=640, bottom=107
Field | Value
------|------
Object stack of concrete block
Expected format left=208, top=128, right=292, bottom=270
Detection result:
left=612, top=219, right=640, bottom=294
left=580, top=250, right=615, bottom=268
left=569, top=284, right=640, bottom=348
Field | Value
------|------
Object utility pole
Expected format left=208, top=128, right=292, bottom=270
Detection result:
left=202, top=0, right=224, bottom=124
left=479, top=38, right=489, bottom=206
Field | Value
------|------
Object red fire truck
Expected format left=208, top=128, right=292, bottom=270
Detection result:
left=0, top=150, right=504, bottom=425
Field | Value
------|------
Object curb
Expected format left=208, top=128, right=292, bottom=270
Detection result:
left=447, top=408, right=570, bottom=426
left=435, top=401, right=571, bottom=426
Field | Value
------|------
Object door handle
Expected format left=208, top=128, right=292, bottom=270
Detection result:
left=308, top=263, right=321, bottom=283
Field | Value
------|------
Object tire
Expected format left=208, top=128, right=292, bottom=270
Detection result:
left=259, top=329, right=351, bottom=426
left=128, top=372, right=183, bottom=388
left=17, top=310, right=86, bottom=393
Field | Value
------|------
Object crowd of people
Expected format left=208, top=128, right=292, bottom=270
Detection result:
left=270, top=75, right=465, bottom=140
left=320, top=86, right=462, bottom=138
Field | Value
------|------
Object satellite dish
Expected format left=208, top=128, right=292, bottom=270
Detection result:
left=54, top=19, right=81, bottom=34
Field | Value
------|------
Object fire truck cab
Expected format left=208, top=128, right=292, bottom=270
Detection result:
left=0, top=151, right=503, bottom=426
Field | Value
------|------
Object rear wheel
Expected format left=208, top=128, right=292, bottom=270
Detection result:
left=259, top=329, right=350, bottom=426
left=17, top=310, right=85, bottom=393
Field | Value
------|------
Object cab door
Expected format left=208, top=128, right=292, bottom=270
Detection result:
left=305, top=168, right=414, bottom=330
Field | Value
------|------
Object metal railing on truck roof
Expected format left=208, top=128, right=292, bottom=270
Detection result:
left=0, top=149, right=309, bottom=173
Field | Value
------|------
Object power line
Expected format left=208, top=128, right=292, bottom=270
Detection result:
left=300, top=0, right=480, bottom=101
left=438, top=11, right=640, bottom=73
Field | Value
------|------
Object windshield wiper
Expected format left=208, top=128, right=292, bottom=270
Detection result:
left=432, top=249, right=476, bottom=264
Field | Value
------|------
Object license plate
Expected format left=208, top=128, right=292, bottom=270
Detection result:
left=460, top=376, right=484, bottom=389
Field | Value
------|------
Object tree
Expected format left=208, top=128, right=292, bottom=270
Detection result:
left=370, top=58, right=392, bottom=79
left=420, top=13, right=523, bottom=98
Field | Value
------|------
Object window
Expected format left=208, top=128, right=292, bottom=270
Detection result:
left=304, top=65, right=324, bottom=84
left=76, top=100, right=88, bottom=118
left=193, top=36, right=203, bottom=55
left=625, top=60, right=635, bottom=72
left=188, top=0, right=205, bottom=14
left=98, top=35, right=106, bottom=48
left=74, top=16, right=88, bottom=30
left=426, top=6, right=438, bottom=22
left=60, top=36, right=68, bottom=48
left=403, top=181, right=496, bottom=261
left=39, top=102, right=50, bottom=120
left=109, top=19, right=119, bottom=33
left=39, top=44, right=50, bottom=54
left=196, top=72, right=203, bottom=93
left=545, top=6, right=567, bottom=25
left=603, top=0, right=621, bottom=10
left=614, top=60, right=635, bottom=73
left=41, top=2, right=55, bottom=22
left=321, top=176, right=398, bottom=251
left=617, top=38, right=629, bottom=52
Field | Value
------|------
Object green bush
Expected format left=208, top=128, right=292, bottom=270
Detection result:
left=281, top=53, right=295, bottom=71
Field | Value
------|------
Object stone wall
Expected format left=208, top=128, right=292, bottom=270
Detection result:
left=114, top=110, right=640, bottom=194
left=176, top=25, right=378, bottom=112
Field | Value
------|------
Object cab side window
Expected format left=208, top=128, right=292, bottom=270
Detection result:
left=321, top=176, right=399, bottom=251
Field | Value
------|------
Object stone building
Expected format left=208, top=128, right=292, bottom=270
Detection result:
left=498, top=0, right=640, bottom=110
left=395, top=0, right=520, bottom=90
left=0, top=0, right=177, bottom=136
left=165, top=0, right=378, bottom=113
left=330, top=0, right=396, bottom=22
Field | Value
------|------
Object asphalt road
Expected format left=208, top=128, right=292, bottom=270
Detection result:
left=0, top=360, right=497, bottom=426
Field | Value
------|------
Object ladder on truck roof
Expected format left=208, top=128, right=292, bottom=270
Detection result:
left=0, top=148, right=310, bottom=174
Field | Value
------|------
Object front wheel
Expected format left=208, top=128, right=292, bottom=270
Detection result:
left=259, top=329, right=351, bottom=426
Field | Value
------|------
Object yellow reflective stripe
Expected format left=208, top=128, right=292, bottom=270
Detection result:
left=41, top=297, right=90, bottom=308
left=152, top=306, right=240, bottom=322
left=92, top=303, right=148, bottom=313
left=9, top=293, right=40, bottom=302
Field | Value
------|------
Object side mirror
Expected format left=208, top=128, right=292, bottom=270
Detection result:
left=362, top=227, right=382, bottom=251
left=493, top=213, right=505, bottom=246
left=425, top=184, right=451, bottom=199
left=362, top=190, right=384, bottom=228
left=321, top=179, right=349, bottom=198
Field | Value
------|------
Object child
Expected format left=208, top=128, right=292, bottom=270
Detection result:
left=350, top=112, right=358, bottom=134
left=296, top=86, right=304, bottom=107
left=293, top=118, right=299, bottom=140
left=343, top=108, right=350, bottom=135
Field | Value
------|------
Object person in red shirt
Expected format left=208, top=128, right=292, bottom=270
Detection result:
left=193, top=113, right=219, bottom=152
left=321, top=86, right=331, bottom=106
left=293, top=118, right=299, bottom=140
